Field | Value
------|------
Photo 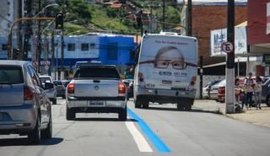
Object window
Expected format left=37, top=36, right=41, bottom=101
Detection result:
left=107, top=43, right=118, bottom=60
left=74, top=67, right=120, bottom=79
left=67, top=43, right=75, bottom=51
left=2, top=44, right=8, bottom=50
left=81, top=43, right=89, bottom=51
left=0, top=66, right=23, bottom=84
left=90, top=43, right=96, bottom=49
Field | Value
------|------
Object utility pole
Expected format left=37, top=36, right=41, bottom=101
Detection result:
left=225, top=0, right=235, bottom=113
left=200, top=56, right=203, bottom=99
left=37, top=0, right=42, bottom=72
left=61, top=31, right=64, bottom=80
left=55, top=12, right=65, bottom=80
left=162, top=0, right=165, bottom=31
left=51, top=30, right=55, bottom=78
left=23, top=0, right=32, bottom=60
left=187, top=0, right=192, bottom=36
left=17, top=0, right=23, bottom=60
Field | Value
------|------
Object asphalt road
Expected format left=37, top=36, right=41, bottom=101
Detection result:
left=1, top=98, right=270, bottom=156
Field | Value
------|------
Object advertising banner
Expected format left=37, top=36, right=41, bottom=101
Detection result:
left=267, top=2, right=270, bottom=34
left=210, top=26, right=247, bottom=56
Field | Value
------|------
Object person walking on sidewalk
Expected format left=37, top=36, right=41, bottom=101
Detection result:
left=254, top=76, right=262, bottom=110
left=235, top=77, right=241, bottom=104
left=244, top=72, right=255, bottom=109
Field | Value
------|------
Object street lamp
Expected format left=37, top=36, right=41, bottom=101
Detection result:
left=7, top=17, right=55, bottom=59
left=34, top=3, right=59, bottom=17
left=36, top=3, right=60, bottom=72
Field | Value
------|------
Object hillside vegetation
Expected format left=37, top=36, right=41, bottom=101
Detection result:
left=56, top=0, right=182, bottom=35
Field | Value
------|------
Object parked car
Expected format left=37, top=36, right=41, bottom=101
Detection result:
left=0, top=60, right=53, bottom=144
left=54, top=80, right=66, bottom=98
left=127, top=80, right=134, bottom=100
left=123, top=79, right=134, bottom=100
left=209, top=79, right=226, bottom=101
left=39, top=75, right=57, bottom=104
left=202, top=80, right=222, bottom=99
left=217, top=78, right=246, bottom=103
left=217, top=77, right=260, bottom=104
left=61, top=79, right=71, bottom=87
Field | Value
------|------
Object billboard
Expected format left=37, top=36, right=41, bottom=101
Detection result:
left=210, top=26, right=247, bottom=56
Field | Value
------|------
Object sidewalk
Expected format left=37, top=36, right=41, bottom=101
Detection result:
left=193, top=99, right=270, bottom=128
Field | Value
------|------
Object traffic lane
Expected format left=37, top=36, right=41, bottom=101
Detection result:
left=127, top=100, right=270, bottom=156
left=0, top=99, right=152, bottom=156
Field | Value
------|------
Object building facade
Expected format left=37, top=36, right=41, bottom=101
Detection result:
left=247, top=0, right=270, bottom=76
left=180, top=0, right=247, bottom=66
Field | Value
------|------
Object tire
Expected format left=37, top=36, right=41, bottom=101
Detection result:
left=135, top=96, right=141, bottom=108
left=118, top=106, right=127, bottom=121
left=52, top=98, right=57, bottom=105
left=177, top=98, right=193, bottom=111
left=266, top=96, right=270, bottom=107
left=184, top=98, right=193, bottom=111
left=28, top=116, right=41, bottom=144
left=66, top=107, right=75, bottom=120
left=142, top=100, right=149, bottom=109
left=185, top=104, right=192, bottom=111
left=41, top=114, right=52, bottom=139
left=177, top=103, right=184, bottom=111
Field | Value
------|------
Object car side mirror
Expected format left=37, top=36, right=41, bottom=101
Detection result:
left=44, top=82, right=54, bottom=90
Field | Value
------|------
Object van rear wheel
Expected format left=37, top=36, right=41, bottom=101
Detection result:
left=142, top=100, right=149, bottom=109
left=177, top=103, right=184, bottom=111
left=135, top=96, right=141, bottom=108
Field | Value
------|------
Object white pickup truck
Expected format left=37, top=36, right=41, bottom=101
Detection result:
left=66, top=65, right=127, bottom=120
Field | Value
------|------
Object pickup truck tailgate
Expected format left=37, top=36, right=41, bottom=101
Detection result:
left=74, top=80, right=119, bottom=97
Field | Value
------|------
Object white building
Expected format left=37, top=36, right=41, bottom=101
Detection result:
left=0, top=0, right=18, bottom=36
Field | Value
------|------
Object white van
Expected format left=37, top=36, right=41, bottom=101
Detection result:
left=133, top=32, right=198, bottom=111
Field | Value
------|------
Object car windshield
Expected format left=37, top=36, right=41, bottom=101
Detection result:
left=0, top=66, right=23, bottom=84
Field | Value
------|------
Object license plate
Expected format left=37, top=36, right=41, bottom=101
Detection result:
left=89, top=101, right=105, bottom=106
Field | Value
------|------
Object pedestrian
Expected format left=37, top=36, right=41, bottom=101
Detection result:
left=235, top=77, right=241, bottom=103
left=254, top=76, right=262, bottom=109
left=244, top=72, right=255, bottom=109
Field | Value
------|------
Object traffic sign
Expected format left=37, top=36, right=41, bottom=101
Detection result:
left=221, top=42, right=234, bottom=53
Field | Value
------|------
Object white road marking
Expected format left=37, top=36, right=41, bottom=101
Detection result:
left=125, top=121, right=153, bottom=152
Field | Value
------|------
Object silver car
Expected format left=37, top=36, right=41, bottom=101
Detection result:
left=0, top=60, right=52, bottom=144
left=39, top=75, right=57, bottom=104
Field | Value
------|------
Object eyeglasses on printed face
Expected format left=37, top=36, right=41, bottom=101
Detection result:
left=139, top=60, right=197, bottom=70
left=155, top=60, right=187, bottom=70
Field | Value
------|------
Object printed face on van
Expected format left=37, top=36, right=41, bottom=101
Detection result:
left=139, top=46, right=196, bottom=71
left=154, top=47, right=186, bottom=70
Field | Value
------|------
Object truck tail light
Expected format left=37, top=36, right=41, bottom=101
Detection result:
left=24, top=86, right=34, bottom=100
left=118, top=82, right=126, bottom=95
left=67, top=82, right=75, bottom=94
left=139, top=72, right=144, bottom=82
left=190, top=76, right=196, bottom=86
